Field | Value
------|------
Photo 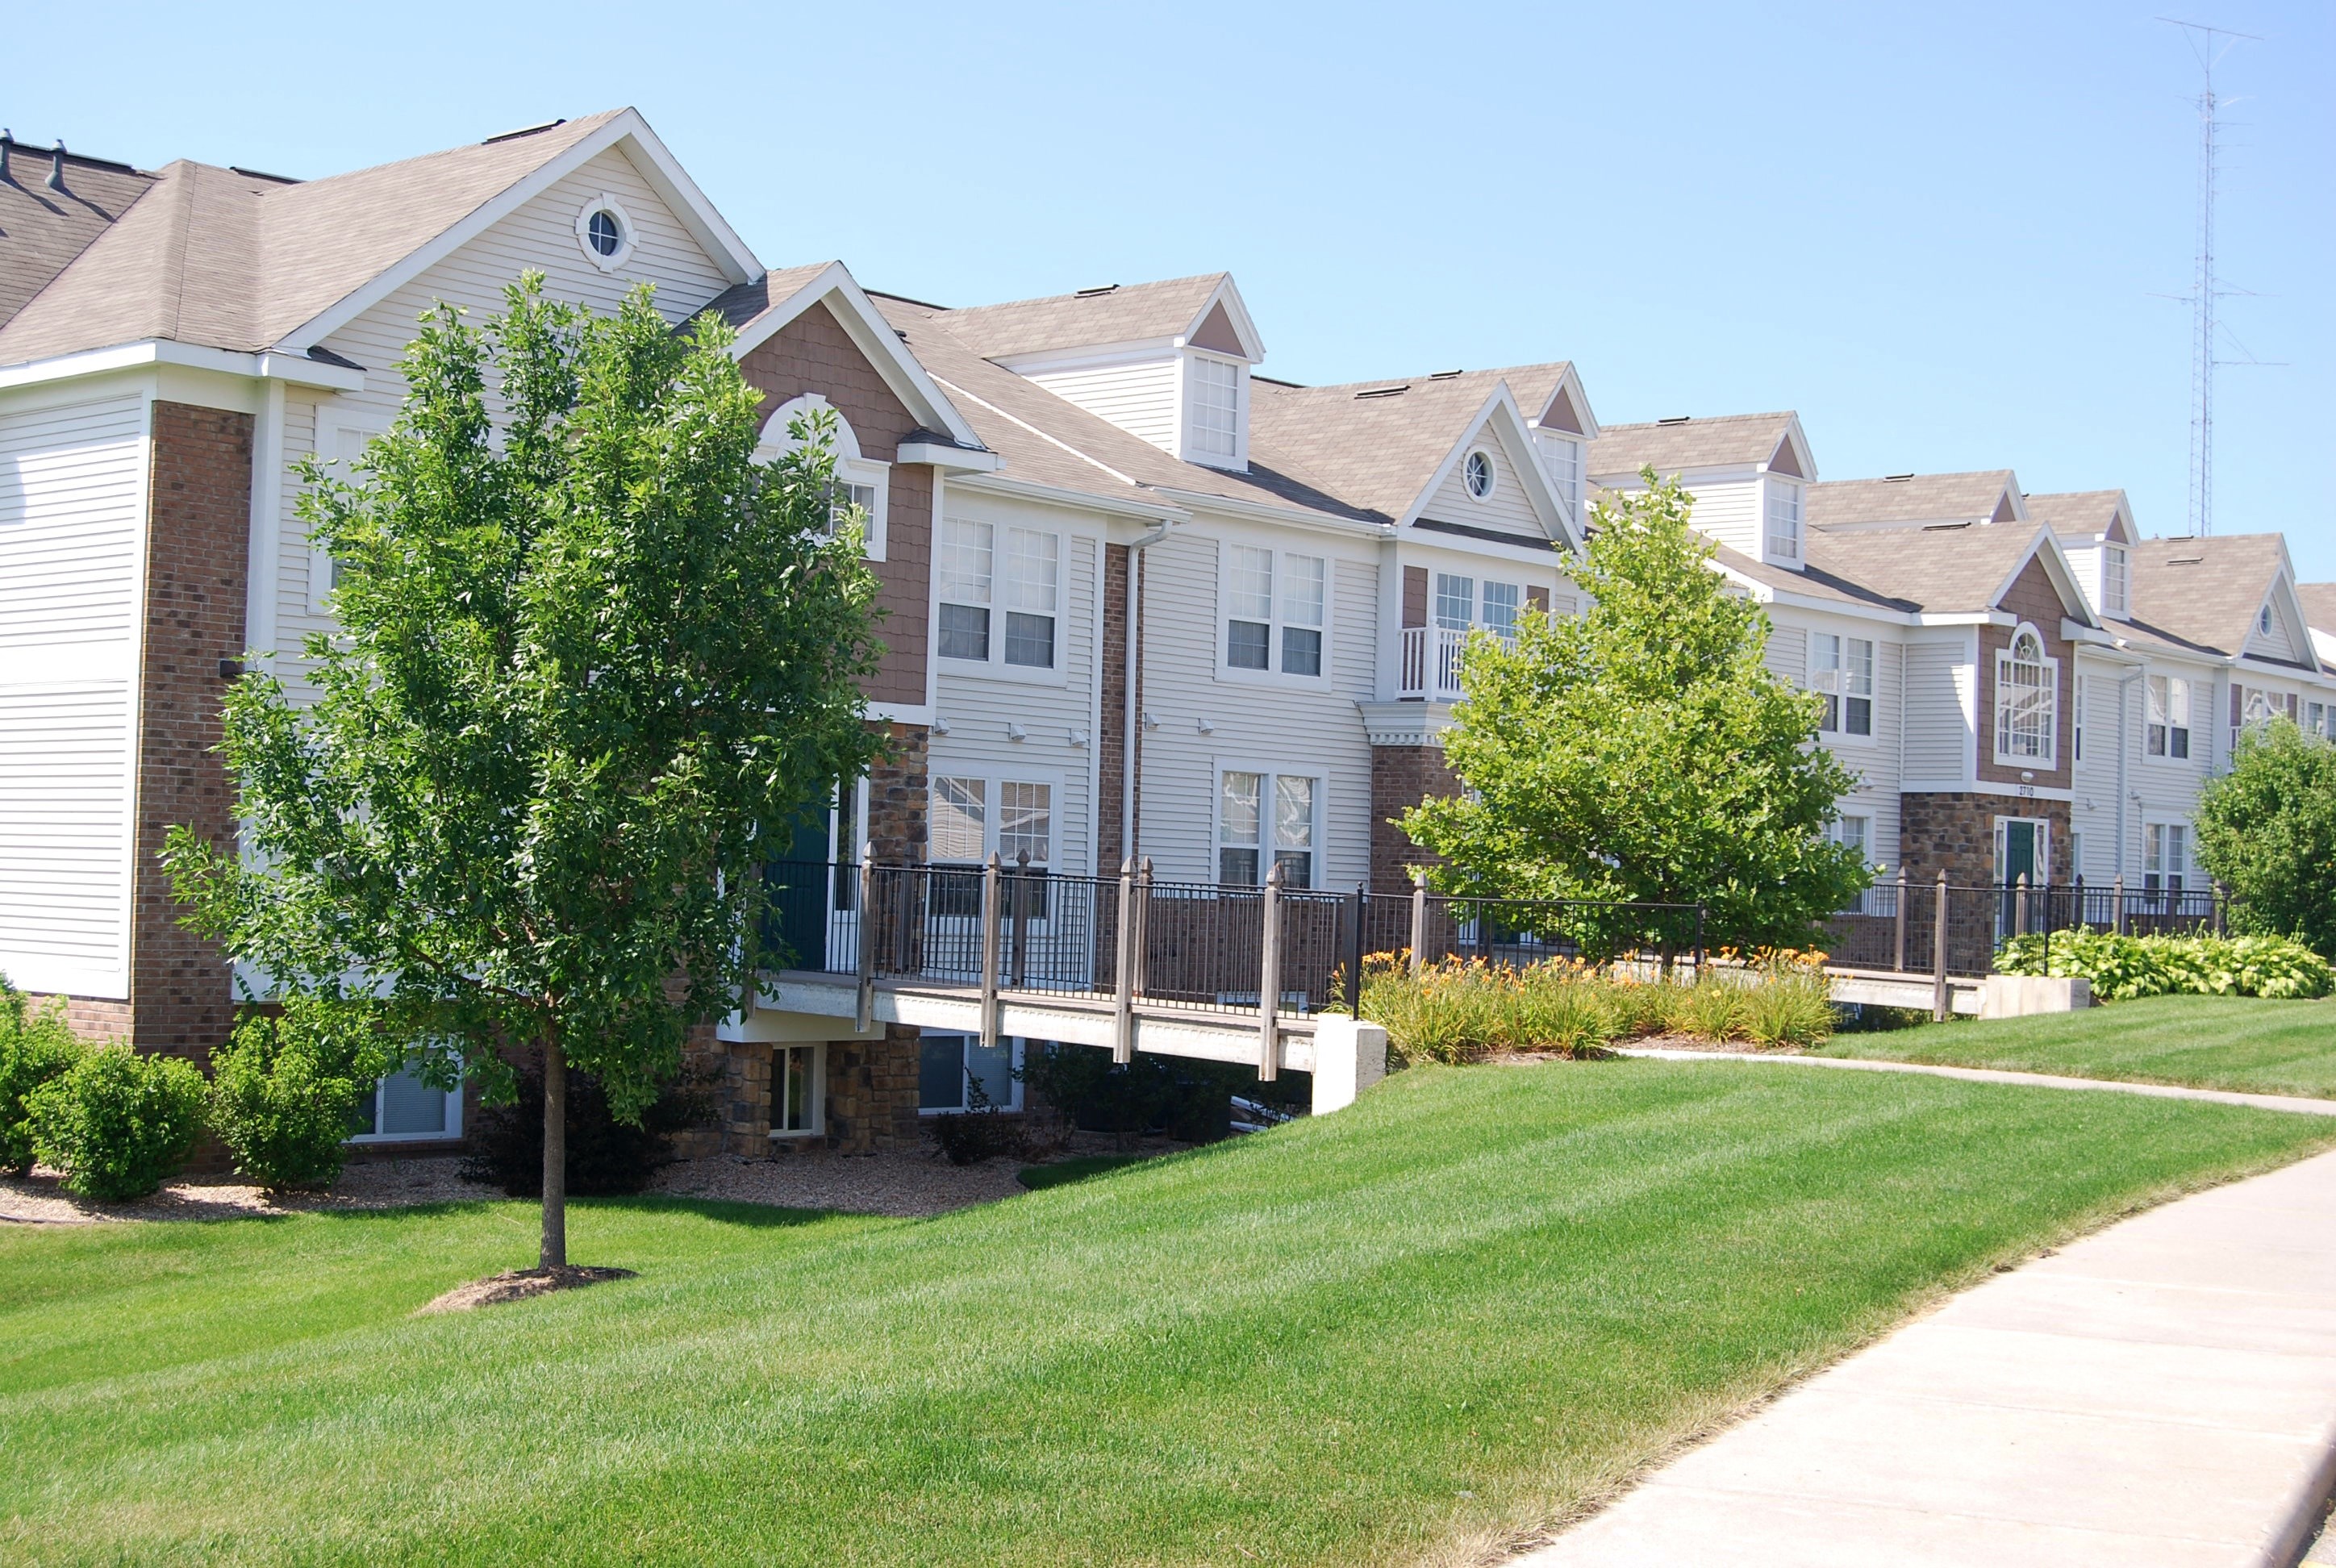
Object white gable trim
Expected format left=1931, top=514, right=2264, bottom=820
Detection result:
left=1530, top=365, right=1600, bottom=441
left=1758, top=416, right=1817, bottom=484
left=270, top=111, right=760, bottom=354
left=1173, top=276, right=1266, bottom=363
left=1987, top=527, right=2100, bottom=631
left=1400, top=386, right=1579, bottom=551
left=728, top=262, right=985, bottom=453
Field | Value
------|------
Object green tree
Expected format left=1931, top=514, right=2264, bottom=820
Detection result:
left=165, top=277, right=883, bottom=1266
left=1400, top=470, right=1868, bottom=959
left=2196, top=718, right=2336, bottom=957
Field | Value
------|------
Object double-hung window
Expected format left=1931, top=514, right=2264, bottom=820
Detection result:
left=2146, top=674, right=2191, bottom=759
left=1766, top=482, right=1804, bottom=561
left=1827, top=815, right=1871, bottom=911
left=2309, top=700, right=2331, bottom=740
left=938, top=520, right=1058, bottom=670
left=1218, top=769, right=1319, bottom=888
left=1812, top=634, right=1875, bottom=737
left=1545, top=439, right=1584, bottom=520
left=1481, top=581, right=1521, bottom=640
left=2145, top=823, right=2188, bottom=895
left=1224, top=546, right=1327, bottom=678
left=1993, top=627, right=2056, bottom=765
left=1187, top=357, right=1241, bottom=462
left=929, top=774, right=1053, bottom=917
left=2102, top=546, right=2130, bottom=617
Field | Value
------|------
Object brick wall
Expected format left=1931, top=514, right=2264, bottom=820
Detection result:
left=736, top=301, right=932, bottom=708
left=1975, top=555, right=2076, bottom=790
left=1370, top=744, right=1459, bottom=893
left=129, top=402, right=253, bottom=1066
left=1098, top=543, right=1134, bottom=873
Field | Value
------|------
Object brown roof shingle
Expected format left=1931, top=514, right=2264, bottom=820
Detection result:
left=1587, top=411, right=1798, bottom=478
left=2298, top=583, right=2336, bottom=637
left=2022, top=489, right=2130, bottom=540
left=0, top=140, right=157, bottom=331
left=927, top=274, right=1230, bottom=361
left=0, top=112, right=625, bottom=366
left=2129, top=535, right=2290, bottom=657
left=1802, top=522, right=2052, bottom=615
left=1807, top=470, right=2021, bottom=528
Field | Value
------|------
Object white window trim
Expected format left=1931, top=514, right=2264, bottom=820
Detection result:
left=1215, top=539, right=1332, bottom=688
left=767, top=1042, right=827, bottom=1139
left=1992, top=622, right=2059, bottom=769
left=1179, top=352, right=1248, bottom=470
left=1991, top=815, right=2053, bottom=888
left=917, top=1033, right=1028, bottom=1116
left=2145, top=670, right=2196, bottom=764
left=347, top=1065, right=463, bottom=1145
left=1462, top=448, right=1499, bottom=503
left=931, top=516, right=1070, bottom=687
left=2102, top=545, right=2130, bottom=618
left=1764, top=477, right=1804, bottom=564
left=1210, top=760, right=1329, bottom=890
left=757, top=393, right=889, bottom=562
left=1808, top=631, right=1878, bottom=745
left=926, top=768, right=1070, bottom=872
left=2142, top=818, right=2192, bottom=890
left=574, top=193, right=637, bottom=272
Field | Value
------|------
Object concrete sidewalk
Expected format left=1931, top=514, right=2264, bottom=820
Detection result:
left=1516, top=1144, right=2336, bottom=1566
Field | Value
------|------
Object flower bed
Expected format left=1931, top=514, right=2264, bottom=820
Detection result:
left=1996, top=930, right=2332, bottom=1002
left=1354, top=951, right=1835, bottom=1065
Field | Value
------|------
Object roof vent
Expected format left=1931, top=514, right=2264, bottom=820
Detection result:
left=1429, top=369, right=1464, bottom=379
left=48, top=139, right=66, bottom=193
left=1656, top=415, right=1692, bottom=425
left=482, top=119, right=565, bottom=144
left=1884, top=472, right=1916, bottom=482
left=2168, top=556, right=2205, bottom=566
left=231, top=165, right=301, bottom=185
left=1922, top=521, right=1972, bottom=532
left=1074, top=284, right=1120, bottom=297
left=1354, top=384, right=1410, bottom=399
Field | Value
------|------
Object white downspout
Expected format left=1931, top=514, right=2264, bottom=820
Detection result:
left=2113, top=662, right=2142, bottom=881
left=1121, top=520, right=1172, bottom=865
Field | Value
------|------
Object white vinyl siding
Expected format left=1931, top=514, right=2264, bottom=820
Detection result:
left=1762, top=623, right=1807, bottom=686
left=0, top=394, right=149, bottom=997
left=1022, top=359, right=1180, bottom=454
left=1902, top=635, right=1974, bottom=788
left=1422, top=423, right=1546, bottom=541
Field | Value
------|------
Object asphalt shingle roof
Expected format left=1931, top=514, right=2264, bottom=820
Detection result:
left=2023, top=489, right=2130, bottom=540
left=1587, top=412, right=1797, bottom=478
left=2298, top=583, right=2336, bottom=637
left=1802, top=521, right=2045, bottom=615
left=0, top=140, right=157, bottom=331
left=1807, top=471, right=2020, bottom=528
left=2129, top=535, right=2289, bottom=658
left=0, top=112, right=625, bottom=366
left=924, top=274, right=1229, bottom=361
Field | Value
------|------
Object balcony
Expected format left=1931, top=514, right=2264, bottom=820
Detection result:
left=1397, top=625, right=1472, bottom=701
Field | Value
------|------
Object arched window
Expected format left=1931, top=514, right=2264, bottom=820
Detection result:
left=1993, top=624, right=2057, bottom=765
left=756, top=394, right=888, bottom=560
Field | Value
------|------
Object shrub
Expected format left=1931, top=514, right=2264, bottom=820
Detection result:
left=25, top=1047, right=206, bottom=1200
left=0, top=978, right=86, bottom=1176
left=1997, top=929, right=2330, bottom=1001
left=206, top=1003, right=386, bottom=1192
left=462, top=1059, right=715, bottom=1197
left=2194, top=719, right=2336, bottom=958
left=1018, top=1043, right=1244, bottom=1150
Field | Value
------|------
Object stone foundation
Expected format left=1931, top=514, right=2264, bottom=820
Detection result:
left=1899, top=792, right=2071, bottom=886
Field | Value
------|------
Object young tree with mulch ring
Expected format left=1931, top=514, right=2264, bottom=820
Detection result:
left=167, top=277, right=884, bottom=1270
left=1402, top=469, right=1868, bottom=961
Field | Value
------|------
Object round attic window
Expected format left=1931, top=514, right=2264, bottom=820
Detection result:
left=1464, top=449, right=1496, bottom=501
left=574, top=195, right=636, bottom=271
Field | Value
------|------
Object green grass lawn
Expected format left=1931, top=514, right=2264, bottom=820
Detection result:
left=1823, top=995, right=2336, bottom=1099
left=5, top=1059, right=2331, bottom=1566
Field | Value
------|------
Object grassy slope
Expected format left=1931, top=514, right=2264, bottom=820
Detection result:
left=1822, top=995, right=2336, bottom=1099
left=3, top=1060, right=2331, bottom=1567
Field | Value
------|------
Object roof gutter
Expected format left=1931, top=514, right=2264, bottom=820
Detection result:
left=0, top=339, right=368, bottom=394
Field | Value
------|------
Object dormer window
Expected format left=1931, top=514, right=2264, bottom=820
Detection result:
left=1765, top=482, right=1804, bottom=561
left=1464, top=449, right=1495, bottom=501
left=1545, top=439, right=1584, bottom=515
left=1187, top=357, right=1241, bottom=463
left=2103, top=545, right=2130, bottom=617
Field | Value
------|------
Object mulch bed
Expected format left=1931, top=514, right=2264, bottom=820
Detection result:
left=415, top=1266, right=637, bottom=1315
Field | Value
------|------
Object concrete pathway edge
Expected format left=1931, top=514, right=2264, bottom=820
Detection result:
left=1614, top=1045, right=2336, bottom=1119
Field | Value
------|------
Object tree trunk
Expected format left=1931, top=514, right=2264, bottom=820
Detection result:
left=540, top=1035, right=567, bottom=1269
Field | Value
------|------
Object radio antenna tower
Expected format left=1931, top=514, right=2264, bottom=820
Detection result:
left=2159, top=18, right=2260, bottom=536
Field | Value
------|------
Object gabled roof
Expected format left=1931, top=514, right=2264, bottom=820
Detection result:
left=1586, top=411, right=1805, bottom=479
left=0, top=109, right=759, bottom=369
left=1710, top=544, right=1921, bottom=615
left=1804, top=520, right=2088, bottom=620
left=2130, top=535, right=2302, bottom=663
left=2024, top=489, right=2134, bottom=544
left=1807, top=470, right=2023, bottom=529
left=927, top=273, right=1258, bottom=363
left=0, top=137, right=157, bottom=332
left=1247, top=365, right=1580, bottom=536
left=696, top=261, right=985, bottom=454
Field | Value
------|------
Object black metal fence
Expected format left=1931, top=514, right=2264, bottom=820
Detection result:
left=1822, top=874, right=2227, bottom=981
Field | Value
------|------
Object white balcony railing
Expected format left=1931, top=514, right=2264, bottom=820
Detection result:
left=1398, top=624, right=1474, bottom=701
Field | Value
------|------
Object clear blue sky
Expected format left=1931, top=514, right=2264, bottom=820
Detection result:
left=15, top=1, right=2332, bottom=578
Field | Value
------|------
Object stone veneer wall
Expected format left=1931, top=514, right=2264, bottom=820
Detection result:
left=1898, top=792, right=2072, bottom=886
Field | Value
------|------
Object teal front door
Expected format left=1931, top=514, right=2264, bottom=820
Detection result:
left=763, top=785, right=846, bottom=972
left=2000, top=819, right=2040, bottom=886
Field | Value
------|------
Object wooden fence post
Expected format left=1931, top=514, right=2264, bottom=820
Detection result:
left=1258, top=861, right=1284, bottom=1082
left=1892, top=869, right=1908, bottom=972
left=1112, top=858, right=1137, bottom=1065
left=979, top=853, right=1002, bottom=1052
left=2113, top=874, right=2126, bottom=935
left=1932, top=869, right=1950, bottom=1023
left=854, top=846, right=876, bottom=1033
left=1409, top=872, right=1428, bottom=978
